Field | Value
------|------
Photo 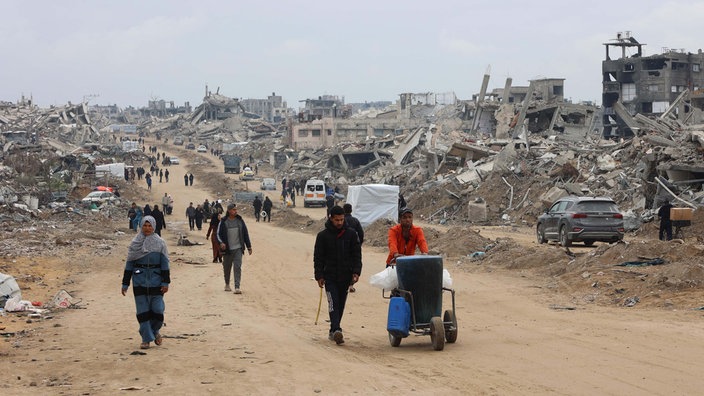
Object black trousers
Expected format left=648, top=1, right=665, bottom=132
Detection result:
left=324, top=279, right=350, bottom=334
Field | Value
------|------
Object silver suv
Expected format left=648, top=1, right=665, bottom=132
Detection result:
left=536, top=196, right=624, bottom=247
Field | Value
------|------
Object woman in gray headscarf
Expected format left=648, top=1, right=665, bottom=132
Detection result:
left=121, top=216, right=171, bottom=349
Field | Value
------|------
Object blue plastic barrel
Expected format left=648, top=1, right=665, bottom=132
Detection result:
left=395, top=255, right=443, bottom=324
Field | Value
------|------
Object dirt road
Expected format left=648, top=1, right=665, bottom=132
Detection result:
left=4, top=145, right=704, bottom=395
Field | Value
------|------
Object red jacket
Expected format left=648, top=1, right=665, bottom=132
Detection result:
left=386, top=224, right=428, bottom=264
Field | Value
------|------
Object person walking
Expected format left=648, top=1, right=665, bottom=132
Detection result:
left=151, top=204, right=166, bottom=236
left=325, top=194, right=335, bottom=216
left=386, top=207, right=428, bottom=266
left=314, top=205, right=362, bottom=345
left=132, top=205, right=143, bottom=232
left=262, top=196, right=273, bottom=222
left=128, top=202, right=137, bottom=230
left=186, top=202, right=196, bottom=231
left=145, top=173, right=152, bottom=191
left=189, top=173, right=194, bottom=186
left=195, top=204, right=205, bottom=231
left=184, top=173, right=189, bottom=186
left=206, top=212, right=223, bottom=263
left=253, top=195, right=262, bottom=222
left=143, top=204, right=152, bottom=217
left=164, top=169, right=169, bottom=183
left=159, top=169, right=163, bottom=183
left=658, top=199, right=674, bottom=241
left=217, top=203, right=253, bottom=294
left=161, top=193, right=170, bottom=215
left=343, top=203, right=364, bottom=292
left=121, top=216, right=170, bottom=350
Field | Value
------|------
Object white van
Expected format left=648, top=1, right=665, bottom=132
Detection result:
left=303, top=179, right=327, bottom=207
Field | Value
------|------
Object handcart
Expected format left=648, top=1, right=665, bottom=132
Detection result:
left=383, top=255, right=457, bottom=351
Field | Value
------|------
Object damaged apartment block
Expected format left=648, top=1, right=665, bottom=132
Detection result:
left=602, top=31, right=704, bottom=139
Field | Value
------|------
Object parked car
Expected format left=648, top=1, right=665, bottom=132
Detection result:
left=173, top=136, right=184, bottom=145
left=186, top=143, right=196, bottom=150
left=260, top=177, right=276, bottom=190
left=536, top=196, right=624, bottom=247
left=197, top=145, right=207, bottom=153
left=169, top=156, right=180, bottom=165
left=82, top=191, right=120, bottom=205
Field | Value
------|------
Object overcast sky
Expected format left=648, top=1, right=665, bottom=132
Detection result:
left=2, top=0, right=702, bottom=110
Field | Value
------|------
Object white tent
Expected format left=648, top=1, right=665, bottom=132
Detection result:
left=346, top=184, right=399, bottom=228
left=95, top=163, right=126, bottom=178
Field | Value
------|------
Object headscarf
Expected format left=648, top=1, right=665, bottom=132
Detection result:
left=126, top=216, right=169, bottom=261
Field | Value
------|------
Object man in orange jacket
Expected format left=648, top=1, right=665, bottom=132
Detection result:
left=386, top=207, right=428, bottom=266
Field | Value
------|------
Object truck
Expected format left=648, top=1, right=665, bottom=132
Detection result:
left=222, top=154, right=242, bottom=174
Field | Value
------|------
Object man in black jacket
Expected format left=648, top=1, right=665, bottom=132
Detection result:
left=314, top=205, right=362, bottom=345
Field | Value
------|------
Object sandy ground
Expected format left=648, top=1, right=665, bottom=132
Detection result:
left=3, top=142, right=704, bottom=395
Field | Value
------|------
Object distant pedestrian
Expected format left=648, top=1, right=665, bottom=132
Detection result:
left=343, top=203, right=364, bottom=293
left=263, top=197, right=273, bottom=222
left=325, top=194, right=335, bottom=216
left=184, top=174, right=188, bottom=186
left=658, top=199, right=674, bottom=241
left=186, top=202, right=196, bottom=231
left=159, top=169, right=163, bottom=183
left=143, top=204, right=152, bottom=217
left=253, top=195, right=262, bottom=222
left=164, top=169, right=169, bottom=182
left=217, top=203, right=253, bottom=294
left=195, top=205, right=205, bottom=231
left=151, top=205, right=166, bottom=236
left=145, top=173, right=152, bottom=191
left=206, top=212, right=223, bottom=263
left=161, top=193, right=170, bottom=215
left=128, top=202, right=137, bottom=230
left=189, top=173, right=194, bottom=186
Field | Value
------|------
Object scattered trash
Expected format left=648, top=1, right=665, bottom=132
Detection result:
left=49, top=289, right=79, bottom=309
left=469, top=251, right=485, bottom=260
left=624, top=296, right=640, bottom=307
left=616, top=258, right=665, bottom=267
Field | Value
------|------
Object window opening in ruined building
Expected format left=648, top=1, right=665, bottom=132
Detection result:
left=552, top=85, right=564, bottom=96
left=624, top=63, right=635, bottom=72
left=298, top=130, right=308, bottom=137
left=643, top=59, right=667, bottom=70
left=312, top=129, right=321, bottom=137
left=653, top=102, right=669, bottom=113
left=642, top=102, right=653, bottom=113
left=373, top=129, right=384, bottom=137
left=622, top=83, right=636, bottom=101
left=671, top=62, right=687, bottom=71
left=694, top=64, right=701, bottom=72
left=671, top=86, right=678, bottom=93
left=326, top=129, right=332, bottom=136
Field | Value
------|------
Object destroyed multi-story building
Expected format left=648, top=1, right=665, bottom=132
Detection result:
left=240, top=92, right=289, bottom=122
left=602, top=31, right=704, bottom=138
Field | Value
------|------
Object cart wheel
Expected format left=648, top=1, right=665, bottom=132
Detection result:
left=430, top=316, right=445, bottom=351
left=443, top=310, right=458, bottom=343
left=388, top=332, right=402, bottom=347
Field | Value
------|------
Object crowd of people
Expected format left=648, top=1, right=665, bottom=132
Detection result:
left=120, top=138, right=435, bottom=350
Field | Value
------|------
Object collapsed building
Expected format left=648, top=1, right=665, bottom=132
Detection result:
left=0, top=32, right=702, bottom=233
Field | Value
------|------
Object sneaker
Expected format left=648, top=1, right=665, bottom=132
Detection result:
left=224, top=285, right=231, bottom=292
left=234, top=288, right=242, bottom=294
left=333, top=330, right=344, bottom=345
